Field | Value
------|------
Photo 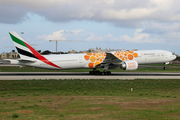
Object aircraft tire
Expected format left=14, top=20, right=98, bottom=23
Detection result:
left=89, top=70, right=102, bottom=75
left=89, top=71, right=93, bottom=75
left=95, top=70, right=101, bottom=75
left=163, top=67, right=167, bottom=70
left=107, top=71, right=111, bottom=75
left=89, top=70, right=110, bottom=75
left=103, top=71, right=111, bottom=75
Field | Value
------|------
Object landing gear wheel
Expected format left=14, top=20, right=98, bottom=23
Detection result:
left=89, top=70, right=102, bottom=75
left=163, top=67, right=167, bottom=70
left=95, top=70, right=100, bottom=75
left=163, top=62, right=169, bottom=70
left=107, top=71, right=111, bottom=75
left=103, top=71, right=111, bottom=75
left=89, top=71, right=93, bottom=75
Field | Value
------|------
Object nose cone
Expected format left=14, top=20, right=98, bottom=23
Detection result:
left=167, top=51, right=176, bottom=61
left=173, top=54, right=177, bottom=60
left=171, top=52, right=177, bottom=61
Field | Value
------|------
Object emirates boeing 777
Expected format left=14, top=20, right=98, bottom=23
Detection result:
left=8, top=31, right=176, bottom=75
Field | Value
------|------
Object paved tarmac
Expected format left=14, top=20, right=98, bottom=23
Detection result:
left=0, top=72, right=180, bottom=80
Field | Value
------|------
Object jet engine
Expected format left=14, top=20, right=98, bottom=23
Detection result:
left=120, top=60, right=138, bottom=70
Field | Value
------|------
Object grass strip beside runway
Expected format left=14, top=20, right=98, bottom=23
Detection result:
left=0, top=64, right=180, bottom=72
left=0, top=79, right=180, bottom=119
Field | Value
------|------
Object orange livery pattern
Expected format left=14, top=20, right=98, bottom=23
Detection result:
left=84, top=51, right=138, bottom=68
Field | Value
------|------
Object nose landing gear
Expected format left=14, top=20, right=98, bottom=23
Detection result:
left=163, top=67, right=167, bottom=70
left=163, top=62, right=169, bottom=70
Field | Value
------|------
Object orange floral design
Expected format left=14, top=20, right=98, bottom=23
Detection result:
left=114, top=51, right=138, bottom=61
left=84, top=51, right=138, bottom=68
left=84, top=52, right=106, bottom=68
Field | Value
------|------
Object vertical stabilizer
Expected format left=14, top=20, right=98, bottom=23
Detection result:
left=9, top=31, right=61, bottom=68
left=9, top=31, right=39, bottom=60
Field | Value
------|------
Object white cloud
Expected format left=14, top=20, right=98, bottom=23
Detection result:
left=36, top=29, right=83, bottom=41
left=85, top=28, right=166, bottom=44
left=36, top=26, right=180, bottom=45
left=144, top=22, right=180, bottom=34
left=120, top=29, right=158, bottom=43
left=141, top=22, right=180, bottom=44
left=1, top=0, right=180, bottom=26
left=85, top=33, right=104, bottom=41
left=85, top=29, right=155, bottom=43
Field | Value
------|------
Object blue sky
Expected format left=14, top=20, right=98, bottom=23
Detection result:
left=1, top=0, right=180, bottom=55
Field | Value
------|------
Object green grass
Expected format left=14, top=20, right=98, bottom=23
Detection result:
left=0, top=64, right=180, bottom=72
left=0, top=79, right=180, bottom=119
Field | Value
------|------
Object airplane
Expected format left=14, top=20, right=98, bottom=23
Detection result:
left=8, top=31, right=177, bottom=75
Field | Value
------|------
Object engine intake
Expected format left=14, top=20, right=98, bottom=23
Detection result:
left=120, top=60, right=138, bottom=70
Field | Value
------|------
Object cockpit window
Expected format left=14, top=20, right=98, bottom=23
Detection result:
left=172, top=53, right=175, bottom=55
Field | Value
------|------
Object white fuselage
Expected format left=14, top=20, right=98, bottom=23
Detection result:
left=12, top=50, right=176, bottom=70
left=133, top=50, right=176, bottom=64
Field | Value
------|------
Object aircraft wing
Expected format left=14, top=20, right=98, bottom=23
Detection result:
left=96, top=52, right=122, bottom=69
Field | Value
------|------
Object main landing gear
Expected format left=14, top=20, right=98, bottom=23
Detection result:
left=163, top=62, right=169, bottom=70
left=89, top=69, right=111, bottom=75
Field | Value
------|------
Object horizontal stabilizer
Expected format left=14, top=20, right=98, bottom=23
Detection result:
left=18, top=59, right=36, bottom=63
left=5, top=59, right=36, bottom=64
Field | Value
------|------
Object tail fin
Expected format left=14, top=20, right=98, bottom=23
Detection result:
left=9, top=31, right=61, bottom=68
left=9, top=31, right=40, bottom=60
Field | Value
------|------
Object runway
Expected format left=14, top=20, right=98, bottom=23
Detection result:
left=0, top=72, right=180, bottom=80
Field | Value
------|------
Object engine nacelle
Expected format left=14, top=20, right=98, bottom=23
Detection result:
left=120, top=60, right=138, bottom=70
